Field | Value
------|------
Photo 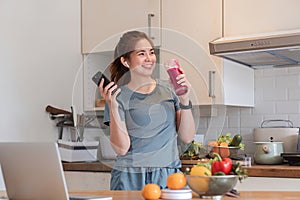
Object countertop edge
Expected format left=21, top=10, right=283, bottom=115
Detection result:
left=62, top=160, right=300, bottom=178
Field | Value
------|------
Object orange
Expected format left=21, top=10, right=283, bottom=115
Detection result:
left=217, top=142, right=230, bottom=157
left=190, top=166, right=211, bottom=176
left=218, top=147, right=230, bottom=158
left=141, top=183, right=161, bottom=200
left=166, top=172, right=187, bottom=190
left=207, top=141, right=218, bottom=147
left=219, top=142, right=228, bottom=147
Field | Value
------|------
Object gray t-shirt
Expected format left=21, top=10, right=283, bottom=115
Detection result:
left=103, top=79, right=181, bottom=169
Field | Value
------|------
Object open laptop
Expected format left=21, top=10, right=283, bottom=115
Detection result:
left=0, top=142, right=112, bottom=200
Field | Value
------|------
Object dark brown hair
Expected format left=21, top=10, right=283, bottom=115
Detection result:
left=110, top=31, right=154, bottom=85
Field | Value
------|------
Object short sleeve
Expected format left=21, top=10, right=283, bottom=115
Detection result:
left=157, top=79, right=181, bottom=112
left=103, top=100, right=125, bottom=126
left=103, top=103, right=110, bottom=126
left=173, top=92, right=181, bottom=111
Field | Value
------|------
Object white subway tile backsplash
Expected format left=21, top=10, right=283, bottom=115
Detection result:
left=253, top=102, right=275, bottom=115
left=287, top=65, right=300, bottom=74
left=198, top=117, right=208, bottom=129
left=244, top=140, right=256, bottom=156
left=262, top=67, right=288, bottom=77
left=288, top=115, right=300, bottom=127
left=276, top=101, right=299, bottom=114
left=289, top=88, right=300, bottom=100
left=228, top=115, right=240, bottom=128
left=263, top=115, right=289, bottom=121
left=225, top=106, right=240, bottom=117
left=207, top=116, right=228, bottom=129
left=197, top=128, right=210, bottom=135
left=241, top=115, right=264, bottom=128
left=254, top=87, right=264, bottom=102
left=203, top=127, right=224, bottom=142
left=240, top=128, right=254, bottom=141
left=263, top=88, right=287, bottom=101
left=255, top=77, right=275, bottom=88
left=221, top=128, right=241, bottom=136
left=240, top=107, right=253, bottom=115
left=275, top=75, right=300, bottom=88
left=254, top=69, right=263, bottom=78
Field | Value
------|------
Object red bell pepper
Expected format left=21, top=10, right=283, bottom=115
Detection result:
left=211, top=153, right=233, bottom=175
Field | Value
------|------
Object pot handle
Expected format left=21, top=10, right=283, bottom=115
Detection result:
left=261, top=119, right=293, bottom=128
left=262, top=145, right=270, bottom=153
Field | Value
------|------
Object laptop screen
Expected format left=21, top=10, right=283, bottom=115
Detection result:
left=0, top=142, right=112, bottom=200
left=0, top=142, right=70, bottom=200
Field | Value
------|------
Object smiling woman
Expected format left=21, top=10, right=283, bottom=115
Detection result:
left=95, top=30, right=196, bottom=190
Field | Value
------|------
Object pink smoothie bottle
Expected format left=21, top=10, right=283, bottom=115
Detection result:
left=165, top=59, right=188, bottom=96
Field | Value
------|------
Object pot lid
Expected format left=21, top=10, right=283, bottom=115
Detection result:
left=254, top=142, right=283, bottom=144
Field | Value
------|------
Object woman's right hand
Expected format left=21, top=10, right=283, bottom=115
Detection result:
left=98, top=78, right=120, bottom=108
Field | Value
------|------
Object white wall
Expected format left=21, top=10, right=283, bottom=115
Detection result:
left=0, top=0, right=82, bottom=190
left=0, top=0, right=82, bottom=141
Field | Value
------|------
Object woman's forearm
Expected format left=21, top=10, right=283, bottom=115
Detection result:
left=109, top=107, right=130, bottom=156
left=177, top=99, right=195, bottom=143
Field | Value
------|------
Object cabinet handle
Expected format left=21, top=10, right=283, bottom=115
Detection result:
left=148, top=13, right=155, bottom=40
left=209, top=71, right=216, bottom=98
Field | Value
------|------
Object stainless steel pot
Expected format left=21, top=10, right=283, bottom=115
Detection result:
left=254, top=142, right=283, bottom=165
left=254, top=119, right=299, bottom=153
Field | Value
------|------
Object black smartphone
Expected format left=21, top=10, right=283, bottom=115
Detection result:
left=92, top=71, right=111, bottom=87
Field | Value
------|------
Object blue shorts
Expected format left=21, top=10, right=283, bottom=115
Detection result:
left=110, top=167, right=181, bottom=190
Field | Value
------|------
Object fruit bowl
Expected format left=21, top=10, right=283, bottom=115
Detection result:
left=209, top=146, right=240, bottom=158
left=185, top=175, right=239, bottom=199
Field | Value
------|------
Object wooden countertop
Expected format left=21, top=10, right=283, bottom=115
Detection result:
left=243, top=164, right=300, bottom=178
left=63, top=161, right=112, bottom=172
left=63, top=160, right=300, bottom=178
left=70, top=190, right=300, bottom=199
left=1, top=190, right=300, bottom=199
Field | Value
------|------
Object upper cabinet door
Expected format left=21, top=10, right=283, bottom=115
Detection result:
left=224, top=0, right=300, bottom=36
left=161, top=0, right=254, bottom=107
left=82, top=0, right=161, bottom=54
left=161, top=0, right=223, bottom=105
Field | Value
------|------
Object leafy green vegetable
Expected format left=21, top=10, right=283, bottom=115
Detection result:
left=217, top=133, right=232, bottom=144
left=216, top=133, right=245, bottom=151
left=230, top=162, right=248, bottom=182
left=181, top=141, right=206, bottom=159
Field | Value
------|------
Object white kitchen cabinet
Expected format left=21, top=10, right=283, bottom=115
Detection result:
left=224, top=0, right=300, bottom=36
left=82, top=0, right=254, bottom=107
left=161, top=0, right=254, bottom=106
left=64, top=171, right=111, bottom=190
left=81, top=0, right=161, bottom=53
left=236, top=177, right=300, bottom=192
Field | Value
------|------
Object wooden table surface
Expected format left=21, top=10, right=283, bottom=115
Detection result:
left=69, top=190, right=300, bottom=200
left=1, top=190, right=299, bottom=199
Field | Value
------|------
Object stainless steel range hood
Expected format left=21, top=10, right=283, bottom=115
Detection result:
left=209, top=29, right=300, bottom=68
